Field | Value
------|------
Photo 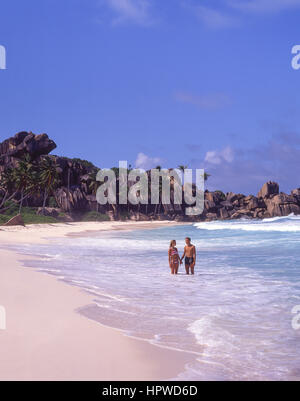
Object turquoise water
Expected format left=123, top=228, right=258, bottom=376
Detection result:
left=16, top=216, right=300, bottom=380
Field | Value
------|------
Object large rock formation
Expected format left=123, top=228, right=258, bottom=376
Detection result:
left=3, top=214, right=25, bottom=226
left=291, top=188, right=300, bottom=203
left=264, top=193, right=300, bottom=217
left=198, top=182, right=300, bottom=221
left=0, top=131, right=56, bottom=172
left=0, top=132, right=99, bottom=213
left=54, top=187, right=88, bottom=212
left=1, top=132, right=300, bottom=222
left=257, top=181, right=279, bottom=199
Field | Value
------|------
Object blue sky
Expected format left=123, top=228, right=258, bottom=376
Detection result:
left=0, top=0, right=300, bottom=194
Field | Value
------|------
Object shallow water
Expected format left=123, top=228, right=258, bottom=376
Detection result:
left=12, top=215, right=300, bottom=380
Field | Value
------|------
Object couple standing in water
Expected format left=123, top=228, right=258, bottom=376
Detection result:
left=168, top=237, right=196, bottom=275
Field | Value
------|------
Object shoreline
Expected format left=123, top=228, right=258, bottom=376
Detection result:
left=0, top=221, right=194, bottom=381
left=0, top=220, right=188, bottom=244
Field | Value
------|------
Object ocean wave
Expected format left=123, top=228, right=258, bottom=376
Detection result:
left=194, top=214, right=300, bottom=232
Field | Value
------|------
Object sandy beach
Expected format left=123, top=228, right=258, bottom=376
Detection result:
left=0, top=221, right=192, bottom=381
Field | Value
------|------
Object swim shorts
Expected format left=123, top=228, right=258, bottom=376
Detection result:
left=185, top=257, right=194, bottom=266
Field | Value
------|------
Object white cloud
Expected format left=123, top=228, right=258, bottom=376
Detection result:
left=184, top=0, right=300, bottom=29
left=99, top=1, right=300, bottom=28
left=205, top=146, right=234, bottom=165
left=103, top=0, right=152, bottom=25
left=191, top=132, right=300, bottom=194
left=135, top=152, right=162, bottom=170
left=175, top=91, right=231, bottom=110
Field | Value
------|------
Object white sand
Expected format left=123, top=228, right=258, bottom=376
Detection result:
left=0, top=221, right=192, bottom=380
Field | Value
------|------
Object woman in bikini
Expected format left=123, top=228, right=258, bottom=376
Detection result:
left=168, top=240, right=181, bottom=275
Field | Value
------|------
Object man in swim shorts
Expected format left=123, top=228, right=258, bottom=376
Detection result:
left=180, top=237, right=196, bottom=275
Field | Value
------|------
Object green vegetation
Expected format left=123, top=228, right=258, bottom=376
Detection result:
left=0, top=214, right=10, bottom=224
left=118, top=210, right=130, bottom=221
left=21, top=210, right=58, bottom=225
left=39, top=156, right=61, bottom=213
left=80, top=211, right=110, bottom=222
left=1, top=200, right=19, bottom=216
left=178, top=165, right=188, bottom=172
left=0, top=204, right=59, bottom=225
left=11, top=154, right=37, bottom=213
left=204, top=172, right=211, bottom=181
left=48, top=196, right=58, bottom=208
left=0, top=202, right=112, bottom=225
left=0, top=155, right=61, bottom=216
left=71, top=158, right=98, bottom=171
left=215, top=190, right=226, bottom=200
left=177, top=165, right=210, bottom=182
left=0, top=148, right=214, bottom=226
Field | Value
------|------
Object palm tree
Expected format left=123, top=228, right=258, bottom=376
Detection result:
left=39, top=157, right=61, bottom=214
left=178, top=165, right=210, bottom=181
left=88, top=170, right=100, bottom=194
left=153, top=174, right=164, bottom=217
left=12, top=155, right=37, bottom=213
left=177, top=165, right=188, bottom=188
left=88, top=169, right=101, bottom=212
left=178, top=165, right=188, bottom=172
left=0, top=167, right=18, bottom=210
left=204, top=172, right=211, bottom=181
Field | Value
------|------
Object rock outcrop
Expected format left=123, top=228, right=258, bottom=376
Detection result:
left=0, top=132, right=98, bottom=213
left=198, top=182, right=300, bottom=221
left=3, top=214, right=25, bottom=226
left=264, top=193, right=300, bottom=217
left=54, top=187, right=88, bottom=212
left=1, top=132, right=300, bottom=222
left=0, top=131, right=56, bottom=173
left=257, top=181, right=279, bottom=199
left=36, top=207, right=60, bottom=218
